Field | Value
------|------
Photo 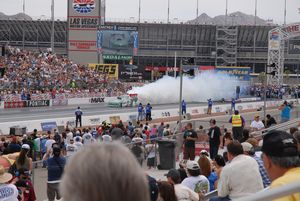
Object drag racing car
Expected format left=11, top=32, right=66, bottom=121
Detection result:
left=107, top=94, right=138, bottom=108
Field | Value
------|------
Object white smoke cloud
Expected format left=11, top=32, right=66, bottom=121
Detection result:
left=128, top=72, right=245, bottom=104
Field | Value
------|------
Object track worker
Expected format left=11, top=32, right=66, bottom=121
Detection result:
left=228, top=110, right=245, bottom=142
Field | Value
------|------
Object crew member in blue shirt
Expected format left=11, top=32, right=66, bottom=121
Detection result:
left=145, top=103, right=152, bottom=121
left=207, top=99, right=213, bottom=115
left=182, top=100, right=187, bottom=115
left=231, top=98, right=236, bottom=113
left=75, top=106, right=83, bottom=128
left=137, top=103, right=143, bottom=121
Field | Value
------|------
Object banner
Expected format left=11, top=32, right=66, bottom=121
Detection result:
left=119, top=64, right=144, bottom=81
left=25, top=100, right=50, bottom=108
left=88, top=64, right=119, bottom=79
left=89, top=97, right=105, bottom=103
left=41, top=122, right=57, bottom=132
left=269, top=31, right=281, bottom=51
left=288, top=40, right=300, bottom=54
left=52, top=99, right=68, bottom=106
left=97, top=25, right=138, bottom=59
left=215, top=66, right=251, bottom=81
left=4, top=101, right=25, bottom=109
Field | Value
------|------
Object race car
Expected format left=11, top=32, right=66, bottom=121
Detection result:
left=107, top=94, right=138, bottom=108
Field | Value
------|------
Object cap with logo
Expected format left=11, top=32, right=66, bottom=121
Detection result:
left=164, top=169, right=180, bottom=181
left=21, top=144, right=30, bottom=150
left=262, top=130, right=298, bottom=157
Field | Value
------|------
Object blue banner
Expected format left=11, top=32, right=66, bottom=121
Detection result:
left=215, top=67, right=251, bottom=81
left=41, top=122, right=57, bottom=132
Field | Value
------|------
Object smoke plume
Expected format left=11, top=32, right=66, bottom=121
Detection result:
left=128, top=72, right=244, bottom=104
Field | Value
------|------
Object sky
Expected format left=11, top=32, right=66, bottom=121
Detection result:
left=1, top=0, right=300, bottom=24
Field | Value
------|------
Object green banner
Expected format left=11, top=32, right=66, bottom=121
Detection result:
left=103, top=55, right=132, bottom=61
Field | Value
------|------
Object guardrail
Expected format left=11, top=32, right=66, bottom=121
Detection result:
left=235, top=181, right=300, bottom=201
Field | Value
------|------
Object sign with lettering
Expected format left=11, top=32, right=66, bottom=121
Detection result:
left=25, top=100, right=50, bottom=108
left=215, top=66, right=251, bottom=81
left=88, top=64, right=119, bottom=79
left=41, top=122, right=57, bottom=132
left=69, top=17, right=98, bottom=29
left=90, top=97, right=105, bottom=103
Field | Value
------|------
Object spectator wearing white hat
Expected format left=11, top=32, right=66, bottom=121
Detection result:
left=181, top=160, right=210, bottom=194
left=15, top=144, right=33, bottom=172
left=0, top=165, right=18, bottom=200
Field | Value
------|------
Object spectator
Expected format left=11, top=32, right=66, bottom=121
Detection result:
left=262, top=130, right=300, bottom=201
left=266, top=114, right=277, bottom=128
left=110, top=125, right=124, bottom=141
left=44, top=144, right=66, bottom=201
left=183, top=123, right=198, bottom=160
left=137, top=103, right=144, bottom=121
left=279, top=101, right=291, bottom=123
left=145, top=141, right=156, bottom=169
left=250, top=115, right=265, bottom=131
left=0, top=165, right=18, bottom=200
left=74, top=136, right=83, bottom=150
left=15, top=144, right=33, bottom=172
left=241, top=142, right=271, bottom=188
left=82, top=130, right=94, bottom=145
left=198, top=155, right=218, bottom=192
left=131, top=139, right=144, bottom=166
left=7, top=136, right=21, bottom=154
left=207, top=119, right=221, bottom=160
left=65, top=128, right=73, bottom=145
left=292, top=131, right=300, bottom=157
left=163, top=124, right=172, bottom=137
left=289, top=127, right=298, bottom=135
left=61, top=143, right=150, bottom=201
left=165, top=169, right=200, bottom=201
left=158, top=122, right=165, bottom=137
left=181, top=161, right=210, bottom=194
left=240, top=129, right=250, bottom=143
left=44, top=132, right=56, bottom=156
left=228, top=110, right=245, bottom=141
left=210, top=141, right=263, bottom=201
left=14, top=167, right=36, bottom=201
left=147, top=175, right=158, bottom=201
left=212, top=155, right=226, bottom=188
left=157, top=181, right=178, bottom=201
left=66, top=138, right=77, bottom=157
left=177, top=160, right=188, bottom=182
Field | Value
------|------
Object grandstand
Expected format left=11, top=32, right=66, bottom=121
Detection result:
left=0, top=19, right=299, bottom=73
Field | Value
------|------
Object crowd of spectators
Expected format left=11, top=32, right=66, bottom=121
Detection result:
left=0, top=47, right=143, bottom=102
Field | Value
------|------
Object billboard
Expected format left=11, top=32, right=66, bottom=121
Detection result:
left=268, top=31, right=281, bottom=51
left=68, top=0, right=105, bottom=64
left=119, top=64, right=144, bottom=81
left=88, top=63, right=119, bottom=79
left=288, top=40, right=300, bottom=54
left=215, top=66, right=251, bottom=81
left=97, top=25, right=138, bottom=60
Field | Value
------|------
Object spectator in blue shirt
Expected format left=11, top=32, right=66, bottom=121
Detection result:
left=145, top=103, right=152, bottom=121
left=207, top=99, right=213, bottom=115
left=137, top=103, right=143, bottom=121
left=44, top=144, right=66, bottom=201
left=279, top=101, right=291, bottom=123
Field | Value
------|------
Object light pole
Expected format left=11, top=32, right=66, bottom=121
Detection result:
left=253, top=0, right=257, bottom=73
left=178, top=58, right=183, bottom=131
left=22, top=0, right=25, bottom=14
left=50, top=0, right=55, bottom=52
left=167, top=0, right=170, bottom=23
left=284, top=0, right=287, bottom=25
left=225, top=0, right=228, bottom=25
left=138, top=0, right=141, bottom=23
left=196, top=0, right=199, bottom=19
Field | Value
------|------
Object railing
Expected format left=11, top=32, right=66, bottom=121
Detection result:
left=235, top=181, right=300, bottom=201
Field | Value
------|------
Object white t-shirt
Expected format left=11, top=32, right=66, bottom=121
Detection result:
left=102, top=135, right=112, bottom=143
left=66, top=132, right=73, bottom=144
left=45, top=139, right=56, bottom=153
left=0, top=184, right=19, bottom=201
left=181, top=175, right=210, bottom=194
left=34, top=137, right=41, bottom=152
left=74, top=142, right=83, bottom=150
left=250, top=120, right=265, bottom=130
left=66, top=144, right=77, bottom=157
left=82, top=133, right=93, bottom=145
left=174, top=184, right=199, bottom=201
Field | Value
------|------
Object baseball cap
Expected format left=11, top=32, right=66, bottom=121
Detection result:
left=241, top=142, right=253, bottom=152
left=164, top=169, right=180, bottom=181
left=21, top=144, right=30, bottom=150
left=254, top=115, right=260, bottom=118
left=200, top=150, right=209, bottom=157
left=186, top=161, right=200, bottom=170
left=262, top=130, right=298, bottom=157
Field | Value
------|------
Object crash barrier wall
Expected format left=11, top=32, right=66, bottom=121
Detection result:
left=0, top=99, right=297, bottom=135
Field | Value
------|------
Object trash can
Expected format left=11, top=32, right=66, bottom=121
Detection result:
left=157, top=139, right=176, bottom=170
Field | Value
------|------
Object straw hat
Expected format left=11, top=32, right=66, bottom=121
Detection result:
left=0, top=165, right=12, bottom=184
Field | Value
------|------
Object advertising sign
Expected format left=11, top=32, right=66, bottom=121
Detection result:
left=119, top=64, right=144, bottom=81
left=90, top=97, right=105, bottom=103
left=41, top=122, right=57, bottom=132
left=288, top=40, right=300, bottom=54
left=68, top=0, right=104, bottom=64
left=268, top=31, right=281, bottom=51
left=25, top=100, right=50, bottom=108
left=88, top=64, right=119, bottom=79
left=215, top=66, right=251, bottom=81
left=97, top=25, right=138, bottom=60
